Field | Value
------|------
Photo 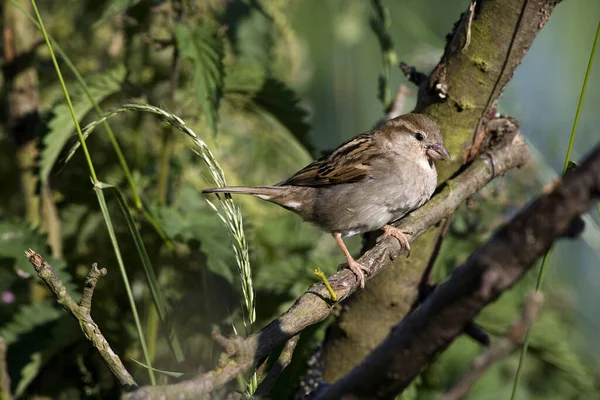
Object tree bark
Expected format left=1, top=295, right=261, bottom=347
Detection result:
left=316, top=143, right=600, bottom=399
left=321, top=0, right=562, bottom=382
left=3, top=0, right=40, bottom=225
left=3, top=0, right=63, bottom=258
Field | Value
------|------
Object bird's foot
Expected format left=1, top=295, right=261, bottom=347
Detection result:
left=344, top=258, right=370, bottom=289
left=381, top=225, right=412, bottom=256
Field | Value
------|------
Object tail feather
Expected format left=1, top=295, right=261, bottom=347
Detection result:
left=201, top=186, right=281, bottom=200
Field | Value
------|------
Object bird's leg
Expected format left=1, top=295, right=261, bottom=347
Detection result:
left=333, top=233, right=369, bottom=289
left=381, top=225, right=412, bottom=254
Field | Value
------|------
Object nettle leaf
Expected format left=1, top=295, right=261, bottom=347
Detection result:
left=223, top=0, right=274, bottom=66
left=156, top=204, right=236, bottom=285
left=224, top=61, right=267, bottom=95
left=175, top=23, right=225, bottom=136
left=40, top=64, right=127, bottom=183
left=0, top=219, right=78, bottom=296
left=248, top=78, right=312, bottom=153
left=0, top=303, right=62, bottom=344
left=0, top=304, right=79, bottom=396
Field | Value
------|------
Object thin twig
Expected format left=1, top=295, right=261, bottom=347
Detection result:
left=24, top=249, right=137, bottom=388
left=385, top=84, right=412, bottom=120
left=441, top=292, right=544, bottom=400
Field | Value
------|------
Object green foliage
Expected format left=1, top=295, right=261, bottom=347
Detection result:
left=0, top=220, right=77, bottom=295
left=249, top=78, right=312, bottom=152
left=100, top=182, right=185, bottom=362
left=96, top=0, right=142, bottom=24
left=0, top=304, right=78, bottom=396
left=0, top=1, right=598, bottom=399
left=40, top=64, right=127, bottom=183
left=175, top=23, right=225, bottom=136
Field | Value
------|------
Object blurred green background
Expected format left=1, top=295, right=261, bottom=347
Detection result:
left=0, top=0, right=598, bottom=399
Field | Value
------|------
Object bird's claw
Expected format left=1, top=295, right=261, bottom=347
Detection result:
left=345, top=259, right=370, bottom=289
left=381, top=225, right=412, bottom=255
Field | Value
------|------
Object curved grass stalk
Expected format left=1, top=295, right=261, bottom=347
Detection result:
left=10, top=0, right=174, bottom=253
left=29, top=0, right=156, bottom=384
left=510, top=19, right=600, bottom=400
left=67, top=103, right=256, bottom=390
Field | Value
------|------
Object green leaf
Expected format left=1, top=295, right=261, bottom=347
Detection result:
left=0, top=219, right=77, bottom=296
left=0, top=304, right=79, bottom=396
left=97, top=182, right=185, bottom=363
left=248, top=78, right=312, bottom=153
left=223, top=0, right=273, bottom=66
left=0, top=303, right=62, bottom=344
left=15, top=352, right=42, bottom=397
left=224, top=61, right=267, bottom=95
left=40, top=64, right=127, bottom=183
left=175, top=23, right=224, bottom=136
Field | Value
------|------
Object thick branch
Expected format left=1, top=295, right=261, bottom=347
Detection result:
left=441, top=291, right=544, bottom=400
left=25, top=250, right=137, bottom=388
left=315, top=145, right=600, bottom=400
left=122, top=131, right=529, bottom=400
left=321, top=0, right=562, bottom=381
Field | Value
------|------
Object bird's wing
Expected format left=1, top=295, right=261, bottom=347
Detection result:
left=281, top=132, right=386, bottom=187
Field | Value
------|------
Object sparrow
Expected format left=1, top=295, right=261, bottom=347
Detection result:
left=203, top=114, right=450, bottom=288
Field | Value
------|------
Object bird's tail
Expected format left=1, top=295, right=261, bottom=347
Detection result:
left=202, top=186, right=281, bottom=201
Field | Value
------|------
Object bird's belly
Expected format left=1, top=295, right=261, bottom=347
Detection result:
left=310, top=174, right=435, bottom=237
left=311, top=186, right=398, bottom=237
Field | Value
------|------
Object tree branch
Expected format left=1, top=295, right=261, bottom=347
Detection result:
left=314, top=144, right=600, bottom=400
left=24, top=250, right=137, bottom=389
left=441, top=292, right=544, bottom=400
left=321, top=0, right=562, bottom=381
left=122, top=123, right=529, bottom=400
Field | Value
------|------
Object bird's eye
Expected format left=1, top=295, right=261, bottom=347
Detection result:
left=415, top=132, right=425, bottom=141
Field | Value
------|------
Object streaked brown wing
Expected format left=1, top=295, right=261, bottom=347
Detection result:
left=281, top=132, right=380, bottom=187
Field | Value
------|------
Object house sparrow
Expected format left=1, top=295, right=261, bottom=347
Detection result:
left=203, top=114, right=450, bottom=288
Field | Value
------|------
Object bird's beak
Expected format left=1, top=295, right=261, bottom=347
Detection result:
left=426, top=144, right=451, bottom=160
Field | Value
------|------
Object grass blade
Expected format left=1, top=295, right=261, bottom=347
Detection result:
left=97, top=181, right=185, bottom=362
left=94, top=186, right=156, bottom=385
left=511, top=19, right=600, bottom=400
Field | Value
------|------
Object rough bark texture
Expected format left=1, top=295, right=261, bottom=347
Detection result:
left=3, top=0, right=40, bottom=223
left=3, top=0, right=62, bottom=257
left=316, top=144, right=600, bottom=399
left=321, top=0, right=562, bottom=382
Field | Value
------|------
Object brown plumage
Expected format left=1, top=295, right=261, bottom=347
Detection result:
left=203, top=113, right=450, bottom=288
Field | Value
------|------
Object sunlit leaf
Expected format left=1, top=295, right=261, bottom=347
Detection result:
left=175, top=23, right=224, bottom=135
left=40, top=64, right=126, bottom=183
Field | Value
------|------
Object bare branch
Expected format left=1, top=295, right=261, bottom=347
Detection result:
left=441, top=292, right=544, bottom=400
left=25, top=250, right=137, bottom=389
left=122, top=125, right=529, bottom=400
left=314, top=144, right=600, bottom=400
